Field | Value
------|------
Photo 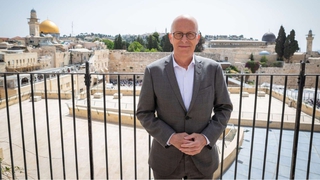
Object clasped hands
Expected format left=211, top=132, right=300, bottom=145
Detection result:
left=169, top=132, right=207, bottom=156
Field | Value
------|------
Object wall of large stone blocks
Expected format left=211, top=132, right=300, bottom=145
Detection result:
left=107, top=50, right=319, bottom=88
left=248, top=59, right=320, bottom=88
left=108, top=50, right=220, bottom=80
left=204, top=46, right=276, bottom=63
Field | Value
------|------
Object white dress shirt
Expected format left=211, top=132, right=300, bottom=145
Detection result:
left=167, top=56, right=210, bottom=146
left=173, top=57, right=194, bottom=111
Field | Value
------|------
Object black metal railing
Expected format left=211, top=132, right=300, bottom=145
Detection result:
left=0, top=62, right=319, bottom=179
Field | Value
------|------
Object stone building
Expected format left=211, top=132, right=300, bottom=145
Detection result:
left=0, top=50, right=38, bottom=72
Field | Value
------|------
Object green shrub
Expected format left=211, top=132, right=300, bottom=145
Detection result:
left=260, top=55, right=268, bottom=63
left=273, top=61, right=283, bottom=67
left=245, top=61, right=260, bottom=73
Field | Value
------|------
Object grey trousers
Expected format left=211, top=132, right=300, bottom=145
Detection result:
left=152, top=154, right=214, bottom=180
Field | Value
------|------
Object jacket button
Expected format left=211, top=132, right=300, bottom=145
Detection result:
left=185, top=116, right=190, bottom=120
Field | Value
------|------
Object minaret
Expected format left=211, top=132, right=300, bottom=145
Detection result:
left=28, top=9, right=40, bottom=37
left=306, top=29, right=314, bottom=54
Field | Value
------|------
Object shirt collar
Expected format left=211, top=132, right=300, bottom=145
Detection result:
left=173, top=55, right=195, bottom=68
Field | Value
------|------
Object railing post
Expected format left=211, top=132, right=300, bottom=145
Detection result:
left=0, top=152, right=2, bottom=180
left=290, top=61, right=305, bottom=179
left=84, top=61, right=94, bottom=179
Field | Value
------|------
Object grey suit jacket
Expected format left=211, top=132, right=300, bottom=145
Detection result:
left=137, top=54, right=233, bottom=176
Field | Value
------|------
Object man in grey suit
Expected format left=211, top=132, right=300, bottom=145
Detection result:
left=137, top=14, right=233, bottom=179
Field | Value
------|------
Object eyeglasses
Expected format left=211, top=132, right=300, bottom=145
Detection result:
left=172, top=32, right=198, bottom=40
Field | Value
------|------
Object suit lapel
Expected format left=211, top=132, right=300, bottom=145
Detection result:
left=188, top=56, right=203, bottom=113
left=165, top=55, right=187, bottom=112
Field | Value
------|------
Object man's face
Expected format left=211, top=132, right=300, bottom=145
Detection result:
left=169, top=18, right=200, bottom=57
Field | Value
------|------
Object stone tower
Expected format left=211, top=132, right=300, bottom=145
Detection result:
left=28, top=9, right=40, bottom=37
left=306, top=29, right=314, bottom=54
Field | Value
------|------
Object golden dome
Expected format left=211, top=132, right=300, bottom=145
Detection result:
left=39, top=19, right=60, bottom=34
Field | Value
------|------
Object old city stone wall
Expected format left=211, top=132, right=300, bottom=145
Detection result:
left=204, top=46, right=276, bottom=63
left=107, top=50, right=319, bottom=88
left=108, top=50, right=220, bottom=80
left=247, top=58, right=320, bottom=88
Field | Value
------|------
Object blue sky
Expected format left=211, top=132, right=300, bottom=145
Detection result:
left=1, top=0, right=320, bottom=52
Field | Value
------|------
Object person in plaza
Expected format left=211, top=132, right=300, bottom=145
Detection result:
left=136, top=14, right=233, bottom=179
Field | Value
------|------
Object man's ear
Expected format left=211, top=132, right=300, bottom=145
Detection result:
left=197, top=34, right=200, bottom=40
left=195, top=34, right=200, bottom=43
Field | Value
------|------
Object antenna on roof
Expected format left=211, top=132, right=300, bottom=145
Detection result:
left=72, top=21, right=74, bottom=37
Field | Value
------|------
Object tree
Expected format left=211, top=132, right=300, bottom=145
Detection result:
left=160, top=33, right=173, bottom=52
left=102, top=39, right=114, bottom=49
left=122, top=41, right=129, bottom=50
left=275, top=25, right=286, bottom=61
left=194, top=32, right=205, bottom=52
left=260, top=55, right=269, bottom=67
left=245, top=58, right=260, bottom=73
left=283, top=30, right=299, bottom=62
left=147, top=32, right=161, bottom=51
left=249, top=53, right=254, bottom=61
left=135, top=35, right=145, bottom=47
left=147, top=35, right=154, bottom=50
left=152, top=32, right=160, bottom=43
left=93, top=37, right=100, bottom=42
left=128, top=41, right=143, bottom=52
left=145, top=48, right=158, bottom=52
left=114, top=34, right=123, bottom=49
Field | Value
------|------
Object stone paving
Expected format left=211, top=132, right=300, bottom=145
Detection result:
left=0, top=98, right=150, bottom=179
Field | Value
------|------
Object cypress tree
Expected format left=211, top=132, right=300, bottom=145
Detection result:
left=160, top=33, right=173, bottom=52
left=283, top=30, right=299, bottom=62
left=194, top=32, right=205, bottom=52
left=114, top=34, right=123, bottom=49
left=275, top=25, right=286, bottom=60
